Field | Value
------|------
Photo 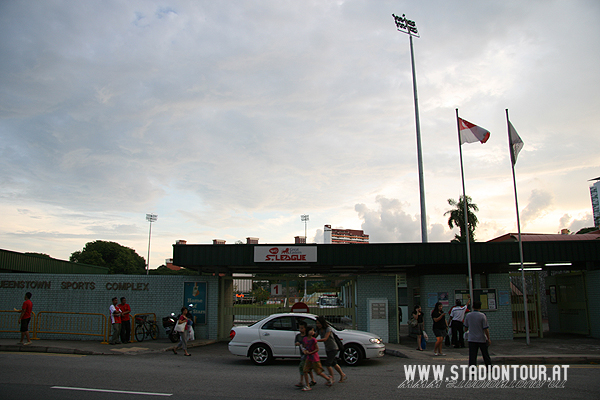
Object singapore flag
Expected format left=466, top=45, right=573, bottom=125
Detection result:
left=459, top=118, right=490, bottom=144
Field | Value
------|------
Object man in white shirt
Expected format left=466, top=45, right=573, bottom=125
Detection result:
left=449, top=298, right=470, bottom=348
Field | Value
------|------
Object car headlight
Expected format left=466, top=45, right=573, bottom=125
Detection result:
left=369, top=338, right=382, bottom=344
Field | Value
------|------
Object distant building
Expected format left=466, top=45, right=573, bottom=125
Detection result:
left=590, top=178, right=600, bottom=228
left=294, top=236, right=306, bottom=244
left=165, top=258, right=182, bottom=271
left=246, top=237, right=259, bottom=244
left=324, top=225, right=369, bottom=244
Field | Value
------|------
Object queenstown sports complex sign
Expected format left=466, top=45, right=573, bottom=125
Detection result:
left=254, top=246, right=317, bottom=263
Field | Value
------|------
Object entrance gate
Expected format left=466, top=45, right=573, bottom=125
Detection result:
left=218, top=275, right=356, bottom=340
left=510, top=272, right=543, bottom=338
left=554, top=272, right=589, bottom=335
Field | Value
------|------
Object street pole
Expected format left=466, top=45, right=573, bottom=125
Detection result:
left=393, top=13, right=427, bottom=243
left=145, top=213, right=157, bottom=275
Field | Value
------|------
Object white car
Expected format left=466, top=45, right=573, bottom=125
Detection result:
left=228, top=313, right=385, bottom=366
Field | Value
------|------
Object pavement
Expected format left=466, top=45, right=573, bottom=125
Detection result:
left=1, top=332, right=599, bottom=364
left=0, top=337, right=217, bottom=356
left=385, top=332, right=600, bottom=365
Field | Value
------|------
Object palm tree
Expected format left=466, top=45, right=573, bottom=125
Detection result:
left=444, top=195, right=479, bottom=243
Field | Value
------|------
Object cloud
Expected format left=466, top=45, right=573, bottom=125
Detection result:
left=1, top=1, right=599, bottom=263
left=355, top=196, right=421, bottom=243
left=521, top=189, right=553, bottom=225
left=559, top=213, right=594, bottom=234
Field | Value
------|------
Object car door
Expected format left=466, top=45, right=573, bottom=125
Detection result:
left=259, top=316, right=298, bottom=357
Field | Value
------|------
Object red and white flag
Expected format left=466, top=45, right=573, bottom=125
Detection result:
left=459, top=118, right=490, bottom=144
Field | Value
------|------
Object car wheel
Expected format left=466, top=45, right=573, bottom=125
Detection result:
left=341, top=344, right=363, bottom=366
left=250, top=343, right=273, bottom=365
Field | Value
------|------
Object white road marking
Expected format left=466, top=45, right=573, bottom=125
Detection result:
left=51, top=386, right=172, bottom=396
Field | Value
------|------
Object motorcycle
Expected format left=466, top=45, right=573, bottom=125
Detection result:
left=162, top=313, right=179, bottom=343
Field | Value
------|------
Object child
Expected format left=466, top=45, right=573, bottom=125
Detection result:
left=302, top=326, right=334, bottom=391
left=295, top=321, right=316, bottom=388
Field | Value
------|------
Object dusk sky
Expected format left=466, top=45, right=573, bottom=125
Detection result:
left=1, top=1, right=599, bottom=269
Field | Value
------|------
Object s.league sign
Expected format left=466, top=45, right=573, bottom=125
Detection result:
left=254, top=246, right=317, bottom=263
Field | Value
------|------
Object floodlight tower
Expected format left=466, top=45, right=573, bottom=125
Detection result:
left=393, top=13, right=428, bottom=243
left=145, top=213, right=157, bottom=275
left=301, top=214, right=309, bottom=241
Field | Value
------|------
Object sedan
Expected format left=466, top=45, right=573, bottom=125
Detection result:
left=228, top=312, right=385, bottom=366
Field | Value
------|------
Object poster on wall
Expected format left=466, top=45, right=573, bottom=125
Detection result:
left=184, top=281, right=207, bottom=325
left=454, top=288, right=498, bottom=310
left=427, top=293, right=438, bottom=307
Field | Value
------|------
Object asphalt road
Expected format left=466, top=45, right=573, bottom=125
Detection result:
left=1, top=342, right=598, bottom=399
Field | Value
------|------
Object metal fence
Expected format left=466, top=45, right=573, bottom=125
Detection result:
left=36, top=311, right=109, bottom=343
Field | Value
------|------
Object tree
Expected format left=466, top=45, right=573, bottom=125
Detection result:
left=576, top=227, right=599, bottom=234
left=444, top=195, right=479, bottom=243
left=70, top=240, right=146, bottom=274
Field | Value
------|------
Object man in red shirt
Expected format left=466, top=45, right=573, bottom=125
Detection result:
left=16, top=292, right=33, bottom=345
left=119, top=297, right=132, bottom=343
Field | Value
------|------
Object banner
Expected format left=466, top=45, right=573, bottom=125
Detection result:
left=254, top=246, right=317, bottom=262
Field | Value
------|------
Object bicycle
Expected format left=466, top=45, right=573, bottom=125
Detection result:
left=134, top=314, right=158, bottom=342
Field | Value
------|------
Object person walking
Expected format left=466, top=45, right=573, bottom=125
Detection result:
left=412, top=305, right=425, bottom=351
left=301, top=326, right=334, bottom=391
left=119, top=297, right=132, bottom=343
left=315, top=316, right=347, bottom=383
left=431, top=302, right=447, bottom=356
left=463, top=301, right=492, bottom=366
left=15, top=292, right=33, bottom=345
left=294, top=321, right=316, bottom=388
left=171, top=307, right=191, bottom=356
left=109, top=297, right=122, bottom=345
left=449, top=298, right=470, bottom=348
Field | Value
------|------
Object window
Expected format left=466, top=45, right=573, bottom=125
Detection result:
left=262, top=317, right=295, bottom=331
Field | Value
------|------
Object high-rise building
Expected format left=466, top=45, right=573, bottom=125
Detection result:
left=590, top=178, right=600, bottom=228
left=323, top=224, right=369, bottom=244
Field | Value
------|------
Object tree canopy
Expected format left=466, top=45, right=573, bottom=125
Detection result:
left=444, top=195, right=479, bottom=243
left=70, top=240, right=146, bottom=274
left=576, top=227, right=599, bottom=234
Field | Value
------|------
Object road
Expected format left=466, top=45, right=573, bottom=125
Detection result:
left=0, top=342, right=598, bottom=399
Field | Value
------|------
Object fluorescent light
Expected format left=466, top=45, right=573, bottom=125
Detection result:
left=509, top=262, right=537, bottom=266
left=523, top=267, right=542, bottom=271
left=545, top=263, right=572, bottom=267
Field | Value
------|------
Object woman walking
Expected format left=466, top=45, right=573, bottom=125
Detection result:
left=315, top=316, right=347, bottom=383
left=431, top=302, right=447, bottom=356
left=171, top=307, right=191, bottom=356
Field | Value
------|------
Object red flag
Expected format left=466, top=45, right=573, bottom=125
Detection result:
left=459, top=118, right=490, bottom=144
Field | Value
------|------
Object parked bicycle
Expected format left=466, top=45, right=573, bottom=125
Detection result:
left=134, top=314, right=158, bottom=342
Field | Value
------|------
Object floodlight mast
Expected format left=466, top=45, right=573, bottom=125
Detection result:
left=393, top=13, right=427, bottom=243
left=145, top=213, right=157, bottom=275
left=301, top=214, right=309, bottom=240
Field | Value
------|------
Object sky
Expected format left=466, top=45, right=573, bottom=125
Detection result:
left=1, top=0, right=599, bottom=269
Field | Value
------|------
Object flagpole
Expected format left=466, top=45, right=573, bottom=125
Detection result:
left=456, top=109, right=474, bottom=303
left=506, top=109, right=530, bottom=345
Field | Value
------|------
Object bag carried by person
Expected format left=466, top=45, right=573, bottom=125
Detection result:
left=332, top=331, right=344, bottom=355
left=409, top=316, right=418, bottom=328
left=174, top=320, right=186, bottom=332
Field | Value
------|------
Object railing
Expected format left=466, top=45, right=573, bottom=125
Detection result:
left=0, top=310, right=38, bottom=338
left=36, top=311, right=109, bottom=344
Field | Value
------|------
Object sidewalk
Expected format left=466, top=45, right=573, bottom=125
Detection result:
left=2, top=332, right=599, bottom=365
left=0, top=337, right=216, bottom=356
left=385, top=332, right=600, bottom=365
